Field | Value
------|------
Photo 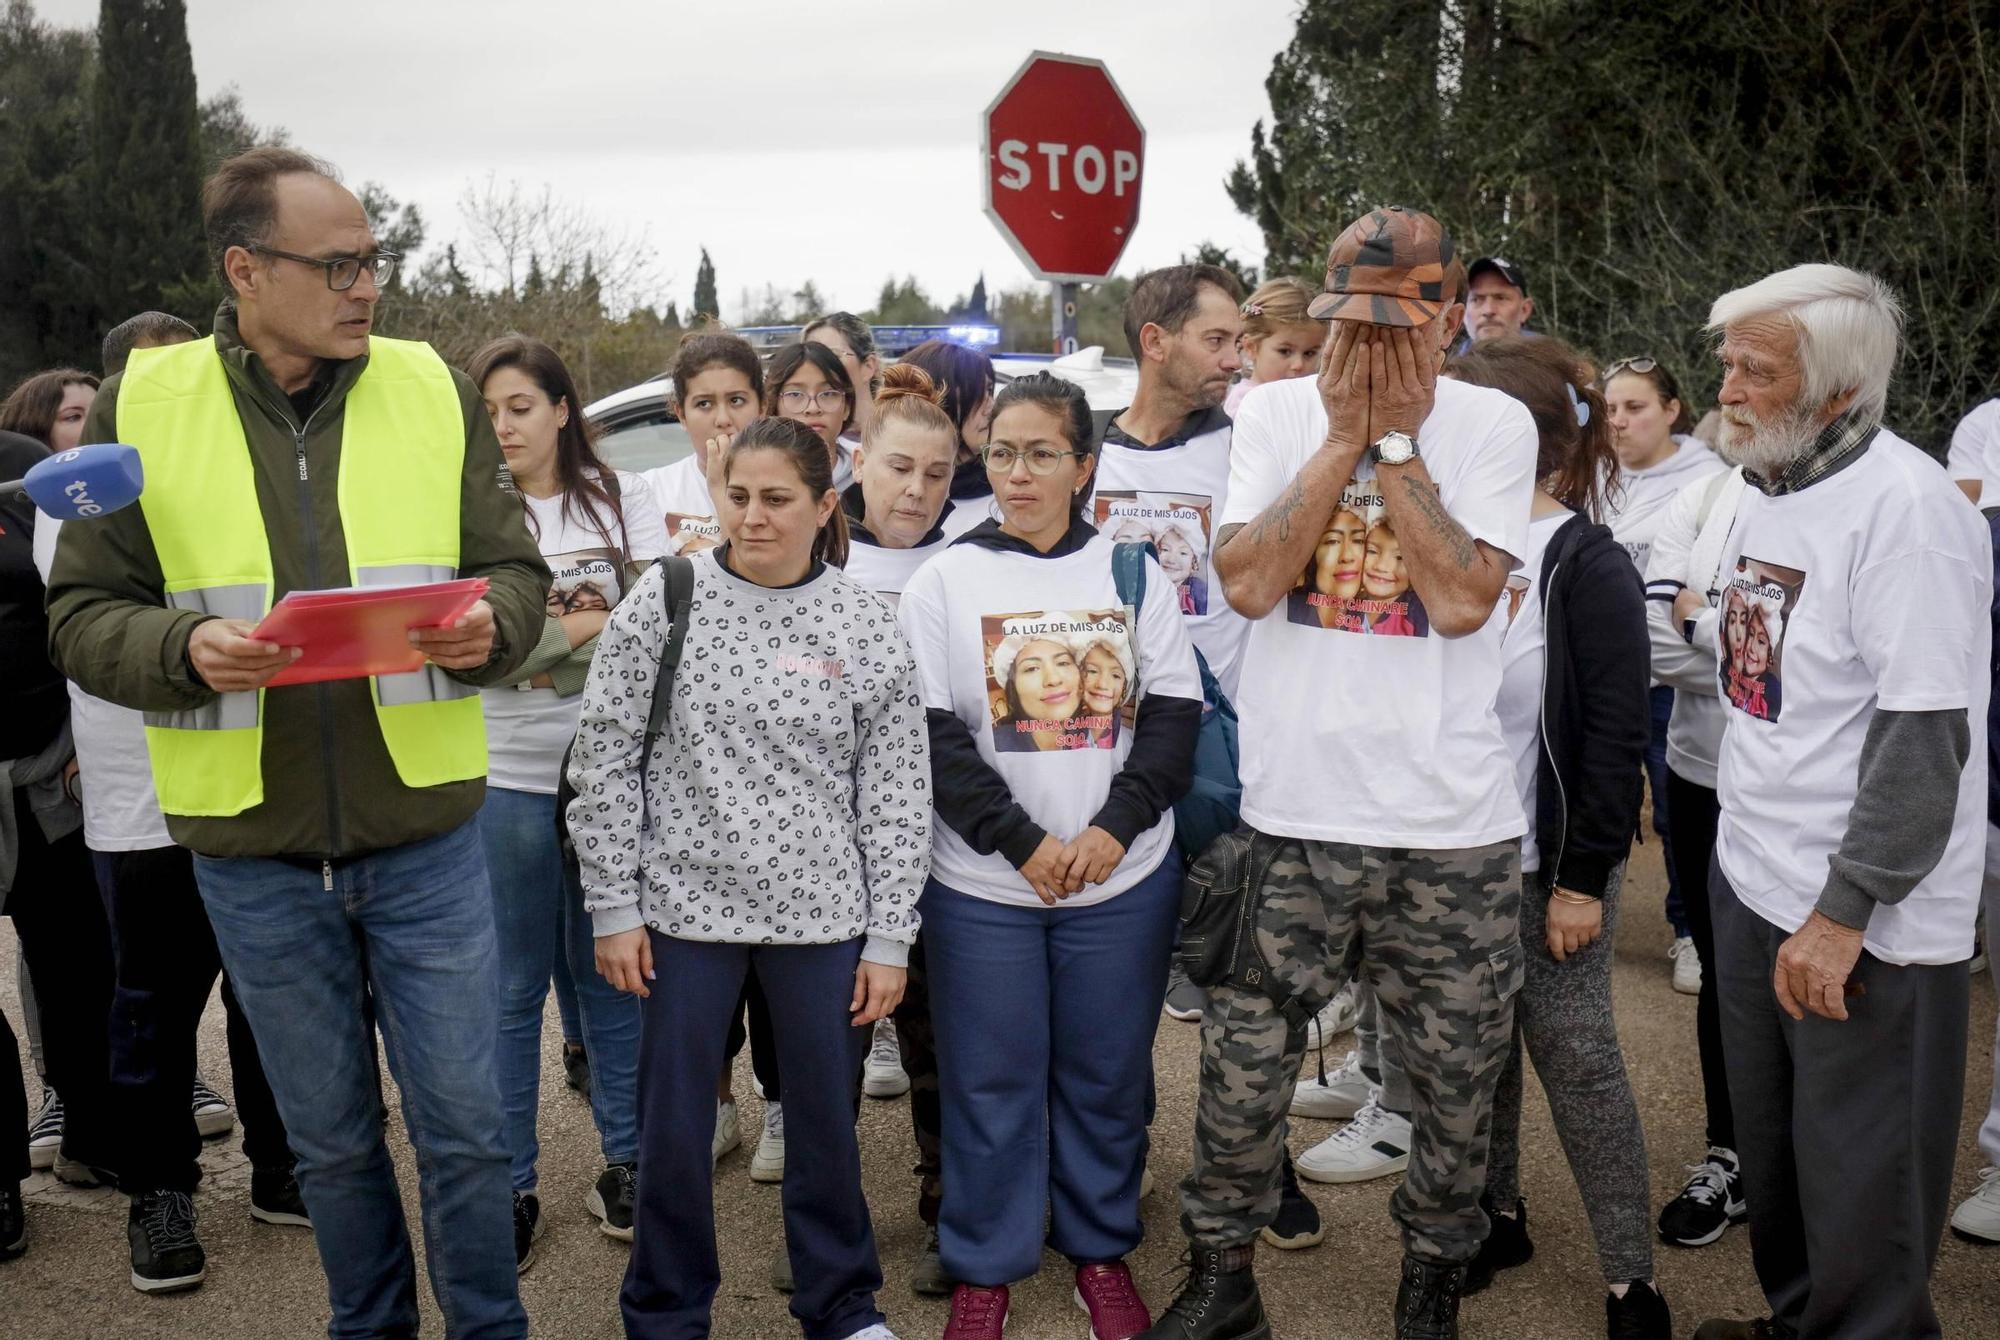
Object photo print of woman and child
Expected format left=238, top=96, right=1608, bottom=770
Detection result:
left=981, top=609, right=1139, bottom=752
left=1096, top=491, right=1211, bottom=616
left=547, top=547, right=623, bottom=616
left=1286, top=477, right=1429, bottom=637
left=1721, top=556, right=1803, bottom=723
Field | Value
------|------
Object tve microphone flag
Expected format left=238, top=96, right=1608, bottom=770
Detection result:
left=0, top=443, right=145, bottom=519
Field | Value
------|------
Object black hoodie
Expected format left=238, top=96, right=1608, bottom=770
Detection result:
left=923, top=516, right=1201, bottom=863
left=1532, top=512, right=1650, bottom=896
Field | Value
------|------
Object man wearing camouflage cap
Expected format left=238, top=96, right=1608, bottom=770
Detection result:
left=1141, top=206, right=1538, bottom=1340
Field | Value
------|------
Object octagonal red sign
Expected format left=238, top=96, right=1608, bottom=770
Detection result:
left=983, top=51, right=1147, bottom=284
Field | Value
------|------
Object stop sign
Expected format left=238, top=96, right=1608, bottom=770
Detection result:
left=983, top=51, right=1146, bottom=283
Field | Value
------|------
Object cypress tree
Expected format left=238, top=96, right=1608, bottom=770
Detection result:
left=692, top=247, right=718, bottom=322
left=90, top=0, right=206, bottom=327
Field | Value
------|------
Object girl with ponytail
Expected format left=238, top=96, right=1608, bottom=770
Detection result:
left=571, top=408, right=927, bottom=1340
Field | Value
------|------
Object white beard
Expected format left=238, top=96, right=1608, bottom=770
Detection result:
left=1718, top=402, right=1822, bottom=479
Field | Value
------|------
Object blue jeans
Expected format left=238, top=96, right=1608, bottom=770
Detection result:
left=194, top=821, right=525, bottom=1340
left=478, top=786, right=640, bottom=1189
left=922, top=854, right=1181, bottom=1285
left=1646, top=684, right=1689, bottom=937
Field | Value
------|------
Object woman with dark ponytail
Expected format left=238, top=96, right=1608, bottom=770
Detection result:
left=1442, top=336, right=1670, bottom=1337
left=570, top=416, right=923, bottom=1340
left=898, top=372, right=1202, bottom=1337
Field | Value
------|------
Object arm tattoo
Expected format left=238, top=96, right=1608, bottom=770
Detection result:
left=1245, top=478, right=1307, bottom=545
left=1397, top=474, right=1478, bottom=569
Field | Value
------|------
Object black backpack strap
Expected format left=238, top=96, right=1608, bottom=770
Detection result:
left=645, top=555, right=697, bottom=746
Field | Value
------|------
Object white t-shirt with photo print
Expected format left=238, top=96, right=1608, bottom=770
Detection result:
left=898, top=532, right=1202, bottom=908
left=1090, top=406, right=1250, bottom=698
left=1220, top=373, right=1539, bottom=848
left=1713, top=430, right=1991, bottom=966
left=644, top=455, right=725, bottom=556
left=483, top=473, right=670, bottom=795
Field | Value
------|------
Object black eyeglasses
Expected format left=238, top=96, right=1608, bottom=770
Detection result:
left=247, top=244, right=401, bottom=292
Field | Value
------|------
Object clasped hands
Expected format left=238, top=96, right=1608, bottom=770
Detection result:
left=1019, top=828, right=1126, bottom=905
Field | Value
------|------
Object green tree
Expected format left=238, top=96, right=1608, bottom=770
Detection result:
left=867, top=276, right=942, bottom=325
left=359, top=183, right=425, bottom=292
left=692, top=247, right=718, bottom=322
left=90, top=0, right=207, bottom=329
left=1181, top=243, right=1259, bottom=293
left=1233, top=0, right=2000, bottom=450
left=197, top=85, right=286, bottom=169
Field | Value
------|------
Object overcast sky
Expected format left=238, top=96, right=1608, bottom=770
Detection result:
left=41, top=0, right=1299, bottom=320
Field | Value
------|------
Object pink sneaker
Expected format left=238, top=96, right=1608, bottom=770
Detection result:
left=943, top=1283, right=1009, bottom=1339
left=1073, top=1261, right=1151, bottom=1340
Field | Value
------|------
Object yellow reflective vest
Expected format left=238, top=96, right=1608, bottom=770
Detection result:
left=118, top=335, right=486, bottom=817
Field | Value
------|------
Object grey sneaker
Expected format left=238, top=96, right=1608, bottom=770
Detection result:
left=1164, top=963, right=1205, bottom=1022
left=772, top=1242, right=795, bottom=1293
left=911, top=1224, right=953, bottom=1296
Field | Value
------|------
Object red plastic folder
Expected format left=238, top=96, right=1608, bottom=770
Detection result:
left=253, top=578, right=490, bottom=687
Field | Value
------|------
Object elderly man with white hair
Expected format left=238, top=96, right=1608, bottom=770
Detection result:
left=1692, top=264, right=1990, bottom=1340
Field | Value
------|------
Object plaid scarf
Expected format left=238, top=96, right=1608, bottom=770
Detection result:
left=1742, top=410, right=1879, bottom=497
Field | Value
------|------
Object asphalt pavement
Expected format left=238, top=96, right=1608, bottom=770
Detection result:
left=2, top=841, right=1995, bottom=1338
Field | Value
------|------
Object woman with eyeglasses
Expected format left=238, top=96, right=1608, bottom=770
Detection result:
left=898, top=340, right=999, bottom=540
left=805, top=312, right=883, bottom=462
left=767, top=342, right=858, bottom=491
left=898, top=372, right=1201, bottom=1339
left=1599, top=356, right=1726, bottom=992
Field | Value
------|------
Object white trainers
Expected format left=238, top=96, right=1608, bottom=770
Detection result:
left=1951, top=1166, right=2000, bottom=1242
left=751, top=1100, right=785, bottom=1183
left=1310, top=983, right=1361, bottom=1041
left=191, top=1074, right=235, bottom=1139
left=841, top=1325, right=900, bottom=1340
left=712, top=1100, right=741, bottom=1166
left=1296, top=1096, right=1412, bottom=1184
left=862, top=1018, right=911, bottom=1099
left=1291, top=1049, right=1373, bottom=1121
left=27, top=1087, right=62, bottom=1171
left=1669, top=936, right=1702, bottom=995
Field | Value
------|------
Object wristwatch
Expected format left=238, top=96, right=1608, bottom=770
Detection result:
left=1370, top=431, right=1419, bottom=467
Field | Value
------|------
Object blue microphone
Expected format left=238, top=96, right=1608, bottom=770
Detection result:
left=0, top=442, right=145, bottom=519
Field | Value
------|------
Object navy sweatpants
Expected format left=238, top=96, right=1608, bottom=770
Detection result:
left=623, top=932, right=883, bottom=1340
left=922, top=855, right=1180, bottom=1286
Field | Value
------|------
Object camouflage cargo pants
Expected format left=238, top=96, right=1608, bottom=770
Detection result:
left=1181, top=836, right=1523, bottom=1264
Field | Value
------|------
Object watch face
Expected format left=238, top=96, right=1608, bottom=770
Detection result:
left=1375, top=432, right=1416, bottom=465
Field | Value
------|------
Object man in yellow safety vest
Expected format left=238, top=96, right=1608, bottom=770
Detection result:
left=47, top=147, right=549, bottom=1337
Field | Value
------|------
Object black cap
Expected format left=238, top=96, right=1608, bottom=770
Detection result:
left=1467, top=256, right=1528, bottom=296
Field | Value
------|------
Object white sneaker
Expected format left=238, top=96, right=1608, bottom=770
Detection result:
left=841, top=1326, right=900, bottom=1340
left=1296, top=1096, right=1412, bottom=1184
left=1669, top=937, right=1702, bottom=995
left=27, top=1087, right=62, bottom=1171
left=712, top=1099, right=741, bottom=1166
left=1291, top=1049, right=1373, bottom=1121
left=1951, top=1166, right=2000, bottom=1242
left=191, top=1074, right=235, bottom=1139
left=1140, top=1165, right=1155, bottom=1198
left=1310, top=983, right=1361, bottom=1042
left=751, top=1100, right=785, bottom=1183
left=862, top=1018, right=911, bottom=1099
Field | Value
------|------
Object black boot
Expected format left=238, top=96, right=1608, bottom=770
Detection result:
left=1463, top=1196, right=1532, bottom=1294
left=1606, top=1280, right=1672, bottom=1339
left=1394, top=1255, right=1465, bottom=1339
left=1137, top=1243, right=1270, bottom=1340
left=0, top=1183, right=24, bottom=1261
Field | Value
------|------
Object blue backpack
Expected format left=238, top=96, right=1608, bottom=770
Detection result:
left=1112, top=541, right=1243, bottom=862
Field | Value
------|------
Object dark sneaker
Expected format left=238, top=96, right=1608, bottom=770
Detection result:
left=1658, top=1147, right=1746, bottom=1247
left=1074, top=1261, right=1152, bottom=1339
left=587, top=1161, right=636, bottom=1242
left=513, top=1191, right=543, bottom=1274
left=1164, top=964, right=1206, bottom=1022
left=1463, top=1196, right=1533, bottom=1294
left=943, top=1283, right=1009, bottom=1340
left=0, top=1184, right=24, bottom=1261
left=250, top=1164, right=311, bottom=1227
left=128, top=1190, right=205, bottom=1294
left=1607, top=1280, right=1673, bottom=1340
left=190, top=1075, right=235, bottom=1139
left=1393, top=1256, right=1464, bottom=1339
left=26, top=1087, right=61, bottom=1171
left=911, top=1224, right=953, bottom=1296
left=1136, top=1244, right=1269, bottom=1340
left=562, top=1042, right=591, bottom=1096
left=1259, top=1156, right=1323, bottom=1250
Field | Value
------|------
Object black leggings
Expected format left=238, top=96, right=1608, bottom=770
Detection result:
left=1666, top=767, right=1734, bottom=1152
left=724, top=972, right=782, bottom=1101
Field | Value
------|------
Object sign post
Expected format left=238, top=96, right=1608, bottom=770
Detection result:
left=982, top=51, right=1146, bottom=353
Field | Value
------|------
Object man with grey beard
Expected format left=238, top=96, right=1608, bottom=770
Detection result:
left=1691, top=264, right=1989, bottom=1340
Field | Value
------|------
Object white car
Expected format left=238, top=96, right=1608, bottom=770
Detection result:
left=584, top=344, right=1140, bottom=475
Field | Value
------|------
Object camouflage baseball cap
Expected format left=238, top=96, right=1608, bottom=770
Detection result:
left=1306, top=206, right=1458, bottom=327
